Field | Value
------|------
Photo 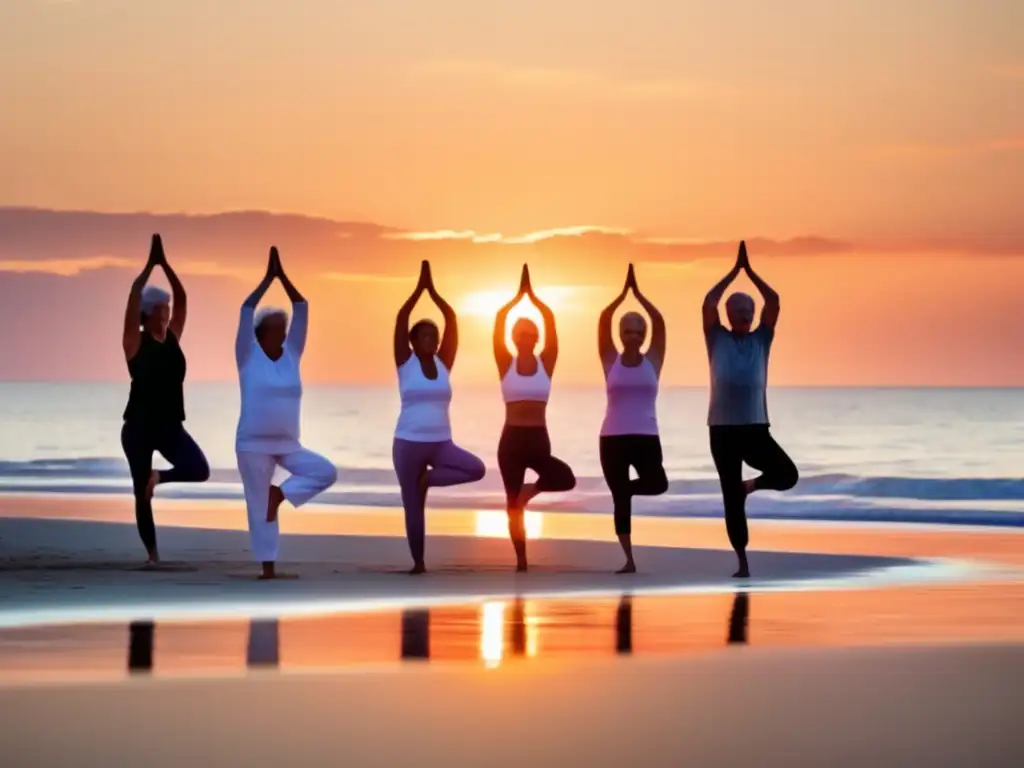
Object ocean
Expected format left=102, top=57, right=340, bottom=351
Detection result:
left=1, top=383, right=1022, bottom=527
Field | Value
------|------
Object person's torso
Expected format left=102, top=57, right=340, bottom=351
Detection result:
left=395, top=355, right=453, bottom=442
left=501, top=357, right=551, bottom=427
left=236, top=343, right=303, bottom=450
left=124, top=331, right=187, bottom=425
left=601, top=356, right=659, bottom=436
left=707, top=326, right=771, bottom=426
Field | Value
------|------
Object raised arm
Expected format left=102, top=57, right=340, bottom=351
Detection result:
left=426, top=271, right=458, bottom=371
left=598, top=270, right=630, bottom=374
left=493, top=296, right=520, bottom=377
left=703, top=244, right=744, bottom=333
left=524, top=267, right=559, bottom=375
left=274, top=248, right=309, bottom=356
left=157, top=237, right=188, bottom=340
left=631, top=265, right=667, bottom=375
left=122, top=238, right=159, bottom=361
left=236, top=250, right=276, bottom=369
left=394, top=261, right=429, bottom=367
left=741, top=246, right=780, bottom=331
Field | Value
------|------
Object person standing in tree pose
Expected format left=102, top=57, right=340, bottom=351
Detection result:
left=493, top=264, right=576, bottom=572
left=235, top=247, right=337, bottom=580
left=392, top=260, right=486, bottom=574
left=702, top=241, right=798, bottom=578
left=597, top=263, right=669, bottom=574
left=121, top=234, right=210, bottom=566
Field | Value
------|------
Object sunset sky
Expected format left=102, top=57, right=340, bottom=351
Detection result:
left=1, top=1, right=1022, bottom=386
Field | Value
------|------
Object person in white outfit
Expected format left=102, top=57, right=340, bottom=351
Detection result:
left=235, top=247, right=337, bottom=579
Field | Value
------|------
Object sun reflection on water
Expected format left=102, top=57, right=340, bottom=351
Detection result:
left=474, top=510, right=544, bottom=539
left=480, top=602, right=505, bottom=668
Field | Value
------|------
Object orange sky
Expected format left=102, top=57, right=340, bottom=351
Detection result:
left=0, top=1, right=1022, bottom=385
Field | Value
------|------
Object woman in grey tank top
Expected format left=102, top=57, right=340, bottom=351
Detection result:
left=702, top=241, right=798, bottom=578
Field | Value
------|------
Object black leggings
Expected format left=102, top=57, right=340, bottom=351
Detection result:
left=599, top=435, right=669, bottom=535
left=709, top=425, right=798, bottom=554
left=497, top=426, right=576, bottom=507
left=121, top=421, right=211, bottom=553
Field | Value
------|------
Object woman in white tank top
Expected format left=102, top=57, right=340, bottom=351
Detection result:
left=493, top=264, right=576, bottom=572
left=392, top=261, right=486, bottom=574
left=598, top=264, right=669, bottom=573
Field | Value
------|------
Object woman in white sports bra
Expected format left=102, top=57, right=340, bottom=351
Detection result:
left=393, top=260, right=486, bottom=574
left=598, top=264, right=668, bottom=573
left=493, top=264, right=576, bottom=572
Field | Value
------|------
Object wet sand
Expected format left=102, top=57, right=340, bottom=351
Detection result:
left=1, top=494, right=1022, bottom=766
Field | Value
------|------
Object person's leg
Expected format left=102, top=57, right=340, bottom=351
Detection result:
left=599, top=435, right=636, bottom=573
left=277, top=448, right=338, bottom=508
left=630, top=436, right=669, bottom=497
left=392, top=438, right=432, bottom=573
left=521, top=428, right=576, bottom=508
left=497, top=427, right=529, bottom=571
left=427, top=441, right=486, bottom=488
left=236, top=451, right=280, bottom=578
left=154, top=426, right=211, bottom=487
left=742, top=427, right=799, bottom=494
left=120, top=422, right=158, bottom=562
left=709, top=427, right=750, bottom=577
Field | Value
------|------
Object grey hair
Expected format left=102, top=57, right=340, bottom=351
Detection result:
left=254, top=306, right=289, bottom=333
left=140, top=286, right=170, bottom=319
left=726, top=292, right=755, bottom=312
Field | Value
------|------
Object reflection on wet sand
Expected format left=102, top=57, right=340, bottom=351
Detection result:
left=5, top=584, right=1024, bottom=684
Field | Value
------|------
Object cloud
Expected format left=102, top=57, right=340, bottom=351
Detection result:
left=0, top=255, right=135, bottom=276
left=408, top=59, right=754, bottom=104
left=386, top=225, right=631, bottom=245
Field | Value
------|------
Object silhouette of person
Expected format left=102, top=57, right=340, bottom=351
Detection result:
left=392, top=261, right=486, bottom=574
left=702, top=241, right=799, bottom=577
left=615, top=595, right=633, bottom=655
left=494, top=264, right=576, bottom=572
left=598, top=264, right=669, bottom=573
left=727, top=592, right=750, bottom=645
left=121, top=234, right=210, bottom=566
left=246, top=618, right=280, bottom=668
left=400, top=609, right=431, bottom=660
left=235, top=247, right=338, bottom=580
left=127, top=620, right=155, bottom=674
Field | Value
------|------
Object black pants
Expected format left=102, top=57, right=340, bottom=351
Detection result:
left=121, top=421, right=211, bottom=553
left=497, top=425, right=576, bottom=507
left=599, top=435, right=669, bottom=535
left=709, top=425, right=798, bottom=554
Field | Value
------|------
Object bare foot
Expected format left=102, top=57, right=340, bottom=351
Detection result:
left=145, top=470, right=160, bottom=500
left=266, top=485, right=284, bottom=523
left=733, top=554, right=750, bottom=578
left=616, top=561, right=636, bottom=574
left=259, top=562, right=277, bottom=580
left=409, top=562, right=426, bottom=575
left=515, top=560, right=528, bottom=573
left=742, top=478, right=756, bottom=495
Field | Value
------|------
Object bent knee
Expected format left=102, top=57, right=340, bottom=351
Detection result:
left=652, top=474, right=669, bottom=495
left=561, top=470, right=578, bottom=492
left=195, top=458, right=212, bottom=483
left=469, top=456, right=487, bottom=482
left=778, top=462, right=798, bottom=491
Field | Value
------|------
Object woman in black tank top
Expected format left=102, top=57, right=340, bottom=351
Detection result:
left=121, top=235, right=210, bottom=565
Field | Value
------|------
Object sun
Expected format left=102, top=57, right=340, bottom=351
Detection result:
left=459, top=287, right=576, bottom=350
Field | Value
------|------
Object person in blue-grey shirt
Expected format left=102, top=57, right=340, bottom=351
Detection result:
left=702, top=241, right=798, bottom=578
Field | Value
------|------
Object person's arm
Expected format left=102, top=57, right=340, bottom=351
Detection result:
left=237, top=252, right=276, bottom=369
left=598, top=275, right=629, bottom=375
left=742, top=248, right=780, bottom=331
left=122, top=239, right=160, bottom=361
left=275, top=248, right=309, bottom=356
left=631, top=265, right=667, bottom=376
left=153, top=236, right=188, bottom=340
left=394, top=261, right=428, bottom=367
left=524, top=267, right=558, bottom=375
left=427, top=277, right=458, bottom=371
left=493, top=296, right=519, bottom=377
left=702, top=243, right=744, bottom=333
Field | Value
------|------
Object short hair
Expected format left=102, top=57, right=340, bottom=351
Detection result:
left=254, top=306, right=289, bottom=334
left=409, top=319, right=438, bottom=340
left=140, top=286, right=170, bottom=319
left=726, top=292, right=755, bottom=312
left=620, top=311, right=647, bottom=328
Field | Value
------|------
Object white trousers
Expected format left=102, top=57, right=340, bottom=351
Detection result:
left=236, top=448, right=338, bottom=563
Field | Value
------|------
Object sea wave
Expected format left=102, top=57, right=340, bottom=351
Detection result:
left=1, top=457, right=1024, bottom=528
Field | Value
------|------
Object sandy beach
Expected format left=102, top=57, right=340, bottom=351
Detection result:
left=1, top=494, right=1022, bottom=766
